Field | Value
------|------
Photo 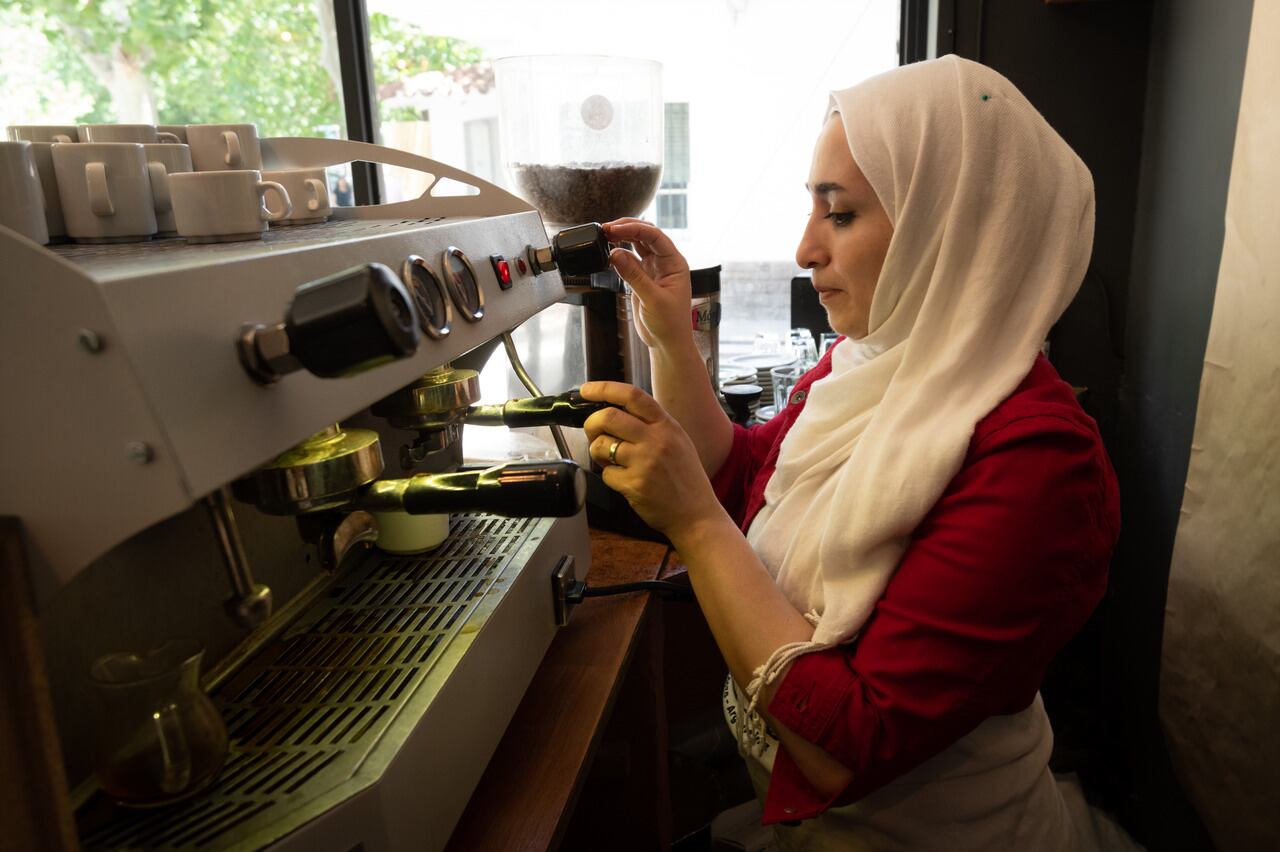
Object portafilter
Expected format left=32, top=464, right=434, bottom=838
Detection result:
left=232, top=425, right=587, bottom=519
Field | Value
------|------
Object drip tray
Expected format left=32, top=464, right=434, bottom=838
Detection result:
left=79, top=512, right=589, bottom=851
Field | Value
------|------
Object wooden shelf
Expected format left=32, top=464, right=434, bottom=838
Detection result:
left=447, top=529, right=672, bottom=851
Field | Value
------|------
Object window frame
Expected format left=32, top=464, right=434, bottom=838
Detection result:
left=657, top=101, right=690, bottom=232
left=333, top=0, right=383, bottom=204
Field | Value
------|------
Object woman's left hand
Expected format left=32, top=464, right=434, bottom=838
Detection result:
left=580, top=381, right=726, bottom=540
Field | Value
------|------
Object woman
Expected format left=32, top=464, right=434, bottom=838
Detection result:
left=579, top=56, right=1119, bottom=850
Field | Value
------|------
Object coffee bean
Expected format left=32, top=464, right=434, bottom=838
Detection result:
left=512, top=162, right=662, bottom=226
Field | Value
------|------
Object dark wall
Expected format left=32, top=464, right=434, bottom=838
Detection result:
left=944, top=1, right=1255, bottom=849
left=944, top=0, right=1151, bottom=447
left=1110, top=1, right=1254, bottom=849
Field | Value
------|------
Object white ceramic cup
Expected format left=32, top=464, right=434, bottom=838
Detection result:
left=21, top=142, right=66, bottom=238
left=186, top=124, right=263, bottom=171
left=157, top=124, right=189, bottom=144
left=7, top=125, right=78, bottom=144
left=261, top=168, right=332, bottom=225
left=142, top=143, right=193, bottom=236
left=168, top=169, right=292, bottom=243
left=52, top=142, right=157, bottom=243
left=371, top=511, right=449, bottom=554
left=0, top=141, right=50, bottom=245
left=78, top=124, right=181, bottom=144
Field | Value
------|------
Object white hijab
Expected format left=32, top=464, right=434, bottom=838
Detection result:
left=744, top=56, right=1095, bottom=698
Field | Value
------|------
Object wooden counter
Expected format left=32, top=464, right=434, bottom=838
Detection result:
left=447, top=528, right=674, bottom=851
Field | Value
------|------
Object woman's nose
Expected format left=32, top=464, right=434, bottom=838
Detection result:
left=795, top=217, right=828, bottom=270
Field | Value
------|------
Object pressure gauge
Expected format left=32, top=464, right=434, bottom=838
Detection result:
left=441, top=247, right=485, bottom=322
left=402, top=255, right=452, bottom=339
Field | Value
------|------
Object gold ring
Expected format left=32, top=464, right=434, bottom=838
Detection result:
left=608, top=439, right=621, bottom=465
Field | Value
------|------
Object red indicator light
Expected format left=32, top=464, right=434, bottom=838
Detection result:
left=490, top=255, right=513, bottom=290
left=516, top=257, right=528, bottom=275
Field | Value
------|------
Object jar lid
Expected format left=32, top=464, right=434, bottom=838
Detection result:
left=690, top=265, right=721, bottom=297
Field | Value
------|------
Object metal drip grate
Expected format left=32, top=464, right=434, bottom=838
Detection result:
left=79, top=514, right=535, bottom=850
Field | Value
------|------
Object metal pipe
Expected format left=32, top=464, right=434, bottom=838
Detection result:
left=500, top=331, right=574, bottom=460
left=204, top=486, right=273, bottom=627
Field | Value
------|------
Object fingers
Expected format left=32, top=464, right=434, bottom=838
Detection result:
left=579, top=381, right=665, bottom=424
left=588, top=434, right=630, bottom=468
left=582, top=403, right=650, bottom=444
left=604, top=219, right=660, bottom=262
left=603, top=219, right=683, bottom=260
left=609, top=248, right=658, bottom=297
left=603, top=217, right=651, bottom=230
left=597, top=458, right=630, bottom=498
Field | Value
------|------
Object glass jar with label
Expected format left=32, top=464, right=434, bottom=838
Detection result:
left=690, top=265, right=721, bottom=392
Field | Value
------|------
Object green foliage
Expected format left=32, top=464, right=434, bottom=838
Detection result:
left=368, top=11, right=484, bottom=80
left=367, top=12, right=485, bottom=123
left=0, top=2, right=114, bottom=122
left=6, top=0, right=486, bottom=135
left=150, top=1, right=343, bottom=136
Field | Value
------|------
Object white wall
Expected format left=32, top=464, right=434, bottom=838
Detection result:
left=371, top=0, right=899, bottom=265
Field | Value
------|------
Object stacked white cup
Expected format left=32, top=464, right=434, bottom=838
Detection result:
left=0, top=140, right=49, bottom=245
left=6, top=125, right=76, bottom=240
left=2, top=121, right=327, bottom=245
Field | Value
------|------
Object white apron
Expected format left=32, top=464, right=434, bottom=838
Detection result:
left=724, top=676, right=1084, bottom=852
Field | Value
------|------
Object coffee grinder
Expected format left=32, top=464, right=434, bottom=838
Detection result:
left=494, top=54, right=663, bottom=392
left=494, top=56, right=668, bottom=540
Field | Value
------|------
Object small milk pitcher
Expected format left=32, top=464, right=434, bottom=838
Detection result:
left=89, top=638, right=228, bottom=807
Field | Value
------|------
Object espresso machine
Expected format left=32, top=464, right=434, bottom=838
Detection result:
left=0, top=137, right=615, bottom=850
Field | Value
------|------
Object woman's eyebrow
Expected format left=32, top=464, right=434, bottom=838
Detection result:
left=806, top=181, right=847, bottom=195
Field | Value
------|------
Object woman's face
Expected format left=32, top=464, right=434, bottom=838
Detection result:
left=795, top=115, right=894, bottom=339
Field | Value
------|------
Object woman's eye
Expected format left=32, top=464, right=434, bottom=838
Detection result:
left=824, top=212, right=855, bottom=227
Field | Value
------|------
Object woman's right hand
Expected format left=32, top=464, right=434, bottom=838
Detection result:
left=603, top=218, right=694, bottom=351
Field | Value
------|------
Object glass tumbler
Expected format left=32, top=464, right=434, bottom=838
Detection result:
left=790, top=328, right=818, bottom=367
left=770, top=363, right=806, bottom=411
left=89, top=638, right=228, bottom=807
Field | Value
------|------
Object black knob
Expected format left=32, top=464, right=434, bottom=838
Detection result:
left=722, top=384, right=762, bottom=425
left=552, top=223, right=611, bottom=276
left=399, top=461, right=587, bottom=518
left=285, top=264, right=421, bottom=378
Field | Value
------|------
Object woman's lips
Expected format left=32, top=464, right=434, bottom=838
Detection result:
left=816, top=287, right=842, bottom=303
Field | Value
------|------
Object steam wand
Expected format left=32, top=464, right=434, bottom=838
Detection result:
left=500, top=331, right=574, bottom=460
left=203, top=487, right=272, bottom=627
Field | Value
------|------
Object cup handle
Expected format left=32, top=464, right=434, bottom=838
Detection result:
left=157, top=131, right=181, bottom=144
left=257, top=180, right=293, bottom=222
left=152, top=701, right=193, bottom=794
left=85, top=162, right=114, bottom=216
left=222, top=131, right=242, bottom=168
left=304, top=177, right=327, bottom=212
left=147, top=161, right=171, bottom=212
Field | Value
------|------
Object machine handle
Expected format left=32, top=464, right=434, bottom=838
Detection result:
left=466, top=388, right=612, bottom=429
left=552, top=223, right=612, bottom=276
left=284, top=263, right=421, bottom=379
left=365, top=461, right=587, bottom=518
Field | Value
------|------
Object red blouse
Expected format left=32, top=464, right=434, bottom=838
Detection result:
left=710, top=351, right=1120, bottom=825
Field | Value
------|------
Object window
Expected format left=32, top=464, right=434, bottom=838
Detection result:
left=366, top=13, right=491, bottom=201
left=0, top=1, right=345, bottom=139
left=464, top=117, right=502, bottom=188
left=658, top=103, right=690, bottom=230
left=0, top=0, right=355, bottom=203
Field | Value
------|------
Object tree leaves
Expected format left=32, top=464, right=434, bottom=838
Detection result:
left=8, top=0, right=485, bottom=135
